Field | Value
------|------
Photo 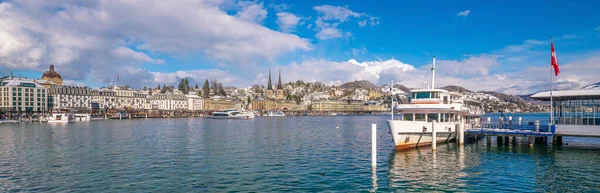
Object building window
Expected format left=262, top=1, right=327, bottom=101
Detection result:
left=12, top=88, right=15, bottom=91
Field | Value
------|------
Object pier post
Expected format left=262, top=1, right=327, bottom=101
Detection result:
left=553, top=135, right=563, bottom=145
left=486, top=134, right=491, bottom=145
left=512, top=137, right=517, bottom=144
left=105, top=113, right=107, bottom=120
left=119, top=113, right=122, bottom=120
left=145, top=113, right=148, bottom=119
left=371, top=124, right=377, bottom=168
left=504, top=137, right=510, bottom=145
left=458, top=122, right=464, bottom=145
left=432, top=121, right=437, bottom=151
left=528, top=136, right=533, bottom=147
left=497, top=136, right=503, bottom=145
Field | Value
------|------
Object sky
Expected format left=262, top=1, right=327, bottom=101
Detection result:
left=0, top=0, right=599, bottom=94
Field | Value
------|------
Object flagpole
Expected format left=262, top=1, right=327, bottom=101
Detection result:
left=550, top=37, right=554, bottom=125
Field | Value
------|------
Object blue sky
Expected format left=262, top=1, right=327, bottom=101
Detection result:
left=1, top=0, right=599, bottom=94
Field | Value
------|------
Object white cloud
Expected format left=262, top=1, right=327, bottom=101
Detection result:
left=0, top=0, right=311, bottom=87
left=313, top=5, right=362, bottom=22
left=276, top=12, right=301, bottom=33
left=313, top=5, right=378, bottom=40
left=560, top=34, right=583, bottom=39
left=358, top=20, right=367, bottom=27
left=457, top=10, right=470, bottom=17
left=315, top=28, right=343, bottom=40
left=235, top=1, right=268, bottom=24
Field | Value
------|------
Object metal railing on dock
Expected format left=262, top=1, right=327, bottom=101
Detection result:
left=466, top=121, right=555, bottom=137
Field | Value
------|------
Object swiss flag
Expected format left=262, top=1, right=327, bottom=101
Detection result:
left=551, top=40, right=560, bottom=76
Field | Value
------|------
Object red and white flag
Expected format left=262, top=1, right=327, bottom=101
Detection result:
left=551, top=40, right=560, bottom=76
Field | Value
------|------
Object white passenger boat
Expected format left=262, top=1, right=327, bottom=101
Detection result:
left=266, top=111, right=285, bottom=117
left=386, top=56, right=484, bottom=150
left=47, top=113, right=75, bottom=123
left=208, top=109, right=255, bottom=120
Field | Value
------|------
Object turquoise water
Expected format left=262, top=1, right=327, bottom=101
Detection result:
left=1, top=116, right=599, bottom=192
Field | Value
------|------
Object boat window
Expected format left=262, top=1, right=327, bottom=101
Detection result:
left=427, top=113, right=439, bottom=122
left=415, top=92, right=431, bottom=99
left=403, top=113, right=413, bottom=121
left=444, top=113, right=450, bottom=122
left=415, top=114, right=425, bottom=121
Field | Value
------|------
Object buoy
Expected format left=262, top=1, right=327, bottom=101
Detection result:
left=320, top=172, right=325, bottom=176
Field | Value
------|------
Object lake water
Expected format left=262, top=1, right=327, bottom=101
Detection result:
left=1, top=116, right=599, bottom=192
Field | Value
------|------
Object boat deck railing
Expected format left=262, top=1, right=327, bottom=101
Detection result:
left=466, top=123, right=556, bottom=136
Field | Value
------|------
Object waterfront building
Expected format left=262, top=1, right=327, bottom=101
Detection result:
left=203, top=99, right=236, bottom=110
left=186, top=94, right=204, bottom=111
left=41, top=64, right=63, bottom=86
left=91, top=85, right=148, bottom=110
left=532, top=86, right=600, bottom=137
left=252, top=99, right=306, bottom=111
left=0, top=78, right=48, bottom=112
left=310, top=100, right=364, bottom=111
left=47, top=85, right=91, bottom=111
left=149, top=92, right=188, bottom=110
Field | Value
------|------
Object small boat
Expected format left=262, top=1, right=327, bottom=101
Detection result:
left=47, top=113, right=75, bottom=123
left=266, top=111, right=285, bottom=117
left=208, top=109, right=255, bottom=120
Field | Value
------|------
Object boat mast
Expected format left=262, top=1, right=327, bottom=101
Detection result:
left=431, top=56, right=436, bottom=89
left=391, top=79, right=394, bottom=120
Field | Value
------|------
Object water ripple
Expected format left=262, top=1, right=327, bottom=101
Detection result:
left=1, top=117, right=600, bottom=192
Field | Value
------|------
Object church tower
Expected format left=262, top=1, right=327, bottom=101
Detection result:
left=41, top=64, right=63, bottom=85
left=276, top=69, right=284, bottom=100
left=266, top=69, right=274, bottom=99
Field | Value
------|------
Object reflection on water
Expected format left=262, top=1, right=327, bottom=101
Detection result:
left=387, top=138, right=600, bottom=192
left=387, top=144, right=472, bottom=192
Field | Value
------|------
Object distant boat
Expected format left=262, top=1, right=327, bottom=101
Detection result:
left=208, top=109, right=255, bottom=120
left=266, top=111, right=285, bottom=117
left=47, top=113, right=75, bottom=123
left=330, top=112, right=338, bottom=116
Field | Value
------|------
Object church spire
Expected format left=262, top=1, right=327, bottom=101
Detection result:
left=277, top=68, right=283, bottom=90
left=267, top=68, right=273, bottom=90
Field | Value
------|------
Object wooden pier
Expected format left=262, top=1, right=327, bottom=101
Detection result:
left=465, top=119, right=557, bottom=146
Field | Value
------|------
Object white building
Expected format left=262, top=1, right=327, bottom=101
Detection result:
left=148, top=92, right=188, bottom=110
left=186, top=94, right=204, bottom=111
left=91, top=85, right=148, bottom=110
left=47, top=85, right=91, bottom=110
left=0, top=78, right=48, bottom=112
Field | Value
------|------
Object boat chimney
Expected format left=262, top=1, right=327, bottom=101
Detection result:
left=431, top=56, right=436, bottom=89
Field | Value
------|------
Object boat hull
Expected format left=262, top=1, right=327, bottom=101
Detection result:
left=387, top=120, right=456, bottom=150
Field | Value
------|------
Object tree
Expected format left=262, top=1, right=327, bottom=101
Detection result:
left=247, top=96, right=251, bottom=104
left=157, top=84, right=161, bottom=90
left=217, top=83, right=226, bottom=96
left=161, top=84, right=167, bottom=93
left=195, top=84, right=199, bottom=89
left=202, top=79, right=210, bottom=98
left=143, top=86, right=147, bottom=91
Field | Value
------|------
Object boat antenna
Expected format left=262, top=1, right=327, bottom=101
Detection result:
left=431, top=56, right=436, bottom=89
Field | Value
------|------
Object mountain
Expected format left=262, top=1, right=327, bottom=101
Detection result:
left=393, top=84, right=411, bottom=92
left=439, top=85, right=473, bottom=93
left=340, top=80, right=377, bottom=90
left=582, top=82, right=600, bottom=89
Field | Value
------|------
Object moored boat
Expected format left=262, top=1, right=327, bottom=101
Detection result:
left=386, top=56, right=484, bottom=150
left=47, top=113, right=75, bottom=123
left=208, top=109, right=255, bottom=120
left=266, top=111, right=285, bottom=117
